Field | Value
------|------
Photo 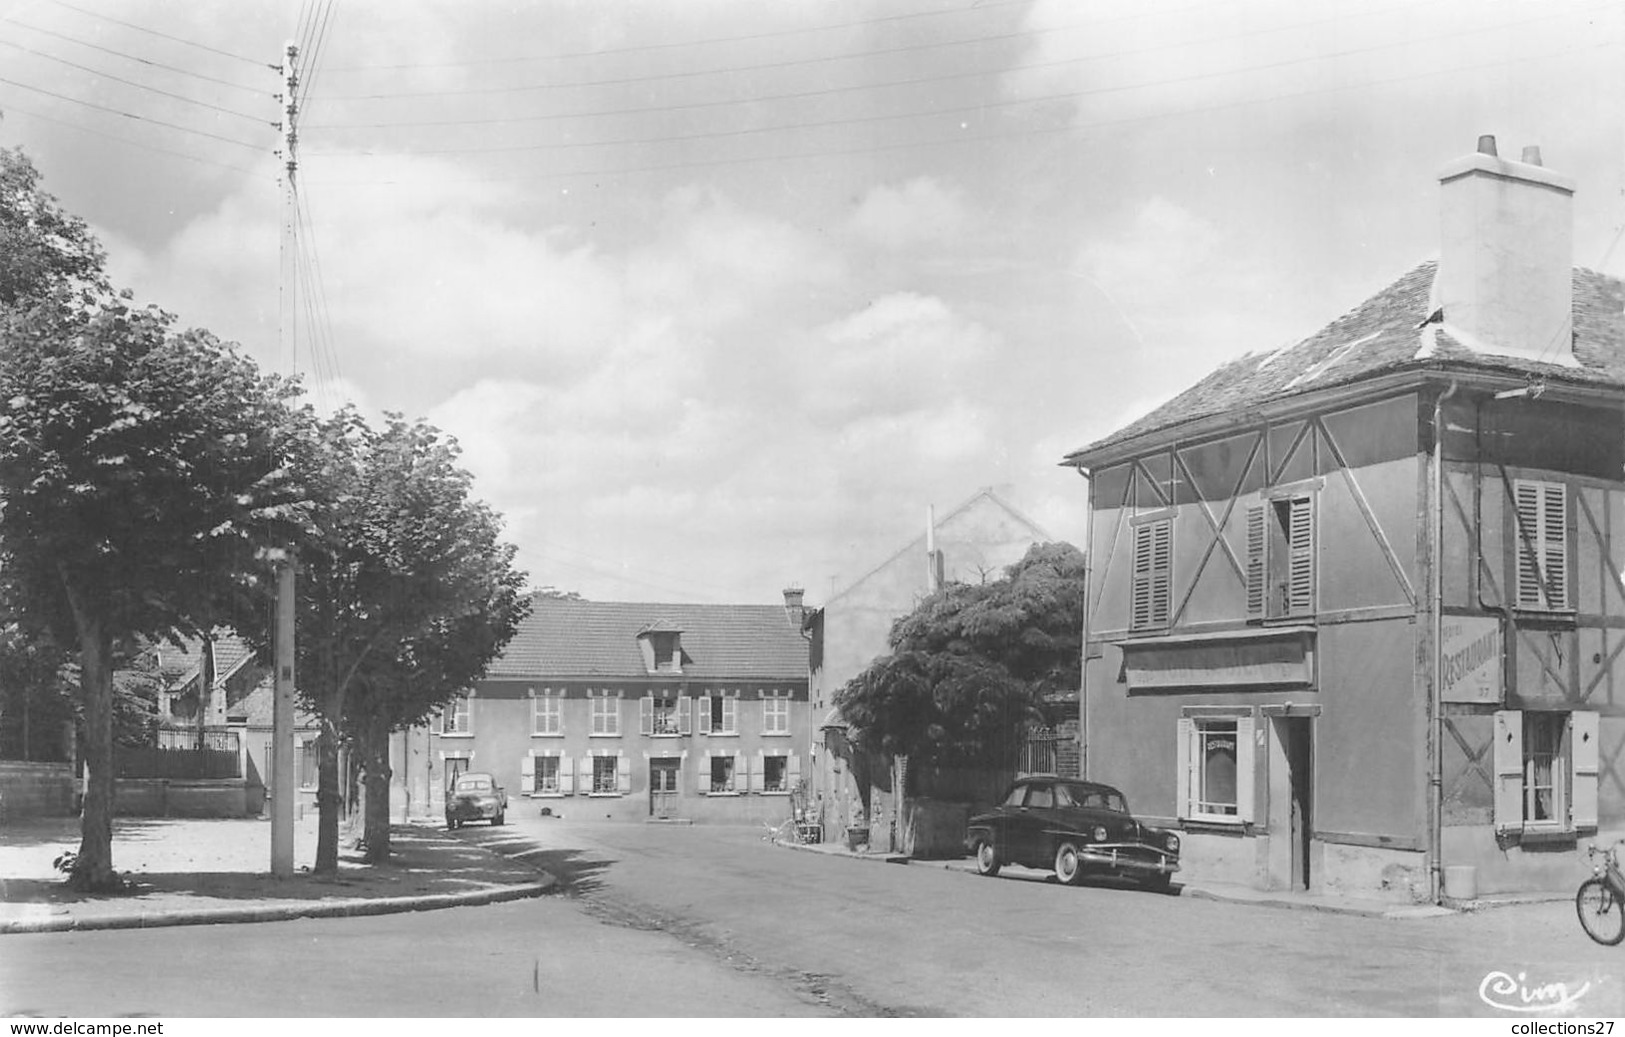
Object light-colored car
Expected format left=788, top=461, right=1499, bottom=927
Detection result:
left=445, top=772, right=507, bottom=829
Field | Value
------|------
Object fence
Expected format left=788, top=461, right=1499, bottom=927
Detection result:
left=114, top=745, right=240, bottom=780
left=156, top=727, right=240, bottom=753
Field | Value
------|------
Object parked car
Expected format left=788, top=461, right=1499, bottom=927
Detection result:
left=964, top=776, right=1180, bottom=891
left=446, top=772, right=507, bottom=828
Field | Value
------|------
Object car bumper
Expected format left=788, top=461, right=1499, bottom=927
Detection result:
left=1076, top=847, right=1180, bottom=875
left=447, top=802, right=502, bottom=821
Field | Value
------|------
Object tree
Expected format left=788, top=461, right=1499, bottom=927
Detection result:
left=834, top=542, right=1086, bottom=773
left=294, top=410, right=528, bottom=869
left=0, top=297, right=310, bottom=890
left=0, top=146, right=107, bottom=306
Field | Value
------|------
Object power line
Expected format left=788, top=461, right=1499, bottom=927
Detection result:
left=306, top=0, right=1447, bottom=133
left=42, top=0, right=268, bottom=68
left=305, top=3, right=1609, bottom=161
left=0, top=16, right=270, bottom=96
left=296, top=0, right=339, bottom=112
left=0, top=37, right=271, bottom=125
left=302, top=36, right=1613, bottom=187
left=0, top=98, right=262, bottom=175
left=0, top=74, right=269, bottom=150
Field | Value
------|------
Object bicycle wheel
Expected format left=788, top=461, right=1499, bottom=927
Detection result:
left=1576, top=878, right=1625, bottom=945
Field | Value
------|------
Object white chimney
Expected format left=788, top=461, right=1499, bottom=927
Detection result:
left=1436, top=135, right=1576, bottom=365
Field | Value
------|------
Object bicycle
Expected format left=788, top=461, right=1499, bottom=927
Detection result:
left=1576, top=839, right=1625, bottom=945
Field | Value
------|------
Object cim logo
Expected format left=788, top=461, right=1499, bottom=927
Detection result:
left=1479, top=970, right=1593, bottom=1014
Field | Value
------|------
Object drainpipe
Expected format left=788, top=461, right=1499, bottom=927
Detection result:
left=1076, top=465, right=1093, bottom=780
left=1430, top=381, right=1461, bottom=904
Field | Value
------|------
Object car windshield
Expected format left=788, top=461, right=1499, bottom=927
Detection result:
left=455, top=777, right=492, bottom=792
left=1054, top=783, right=1127, bottom=813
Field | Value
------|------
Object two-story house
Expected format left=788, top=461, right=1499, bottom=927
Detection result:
left=1063, top=136, right=1625, bottom=901
left=396, top=592, right=811, bottom=824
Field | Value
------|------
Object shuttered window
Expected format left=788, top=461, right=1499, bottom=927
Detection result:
left=1247, top=495, right=1315, bottom=620
left=1492, top=709, right=1598, bottom=834
left=1513, top=480, right=1569, bottom=609
left=1130, top=519, right=1173, bottom=631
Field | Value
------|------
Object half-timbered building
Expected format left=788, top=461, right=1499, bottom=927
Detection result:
left=1063, top=137, right=1625, bottom=900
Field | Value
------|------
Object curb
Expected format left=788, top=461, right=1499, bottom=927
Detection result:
left=0, top=877, right=555, bottom=935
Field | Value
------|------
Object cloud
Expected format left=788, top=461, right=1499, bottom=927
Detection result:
left=847, top=177, right=970, bottom=249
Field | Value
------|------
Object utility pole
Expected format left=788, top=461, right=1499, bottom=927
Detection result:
left=270, top=39, right=300, bottom=880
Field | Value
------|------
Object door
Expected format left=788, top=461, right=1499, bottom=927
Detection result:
left=1284, top=717, right=1313, bottom=890
left=1009, top=782, right=1054, bottom=867
left=649, top=758, right=680, bottom=817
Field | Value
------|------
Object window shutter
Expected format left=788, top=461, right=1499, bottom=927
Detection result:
left=1493, top=710, right=1524, bottom=831
left=723, top=697, right=736, bottom=734
left=578, top=755, right=593, bottom=794
left=617, top=754, right=632, bottom=793
left=1542, top=483, right=1568, bottom=609
left=559, top=756, right=575, bottom=795
left=1514, top=482, right=1541, bottom=606
left=521, top=753, right=535, bottom=793
left=610, top=698, right=621, bottom=735
left=1514, top=481, right=1568, bottom=609
left=734, top=752, right=746, bottom=792
left=1246, top=504, right=1266, bottom=618
left=1235, top=714, right=1255, bottom=824
left=1571, top=711, right=1599, bottom=829
left=748, top=753, right=762, bottom=794
left=1175, top=717, right=1192, bottom=819
left=678, top=697, right=692, bottom=735
left=1286, top=497, right=1314, bottom=616
left=788, top=753, right=801, bottom=787
left=760, top=699, right=770, bottom=733
left=639, top=696, right=653, bottom=736
left=698, top=755, right=710, bottom=793
left=1131, top=520, right=1172, bottom=630
left=698, top=696, right=713, bottom=735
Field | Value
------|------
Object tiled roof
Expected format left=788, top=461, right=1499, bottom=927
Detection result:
left=154, top=632, right=258, bottom=687
left=1066, top=263, right=1625, bottom=462
left=486, top=596, right=808, bottom=681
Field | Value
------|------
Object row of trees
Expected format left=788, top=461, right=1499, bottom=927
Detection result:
left=0, top=146, right=529, bottom=890
left=834, top=541, right=1086, bottom=778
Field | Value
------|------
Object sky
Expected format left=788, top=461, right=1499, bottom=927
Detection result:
left=0, top=0, right=1621, bottom=607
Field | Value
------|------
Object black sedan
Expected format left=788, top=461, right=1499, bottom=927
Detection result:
left=445, top=772, right=507, bottom=829
left=964, top=776, right=1180, bottom=891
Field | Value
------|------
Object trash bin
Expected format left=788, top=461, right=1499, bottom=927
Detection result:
left=845, top=826, right=870, bottom=851
left=1444, top=865, right=1478, bottom=900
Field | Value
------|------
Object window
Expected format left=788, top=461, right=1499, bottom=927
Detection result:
left=532, top=694, right=561, bottom=736
left=591, top=696, right=620, bottom=736
left=699, top=694, right=737, bottom=735
left=440, top=696, right=471, bottom=735
left=1495, top=710, right=1598, bottom=833
left=524, top=755, right=560, bottom=794
left=592, top=756, right=618, bottom=794
left=1248, top=495, right=1315, bottom=619
left=297, top=738, right=318, bottom=790
left=641, top=695, right=689, bottom=737
left=710, top=755, right=736, bottom=794
left=762, top=697, right=790, bottom=735
left=1513, top=480, right=1569, bottom=610
left=1130, top=518, right=1172, bottom=631
left=763, top=755, right=788, bottom=793
left=1177, top=713, right=1255, bottom=824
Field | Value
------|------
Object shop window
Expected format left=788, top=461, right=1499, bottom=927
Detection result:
left=1177, top=713, right=1255, bottom=824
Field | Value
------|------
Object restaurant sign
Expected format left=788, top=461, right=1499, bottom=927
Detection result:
left=1440, top=616, right=1502, bottom=704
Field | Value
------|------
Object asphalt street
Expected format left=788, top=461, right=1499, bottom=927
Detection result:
left=3, top=814, right=1620, bottom=1017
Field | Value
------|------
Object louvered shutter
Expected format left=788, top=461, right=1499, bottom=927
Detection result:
left=699, top=756, right=712, bottom=794
left=1542, top=483, right=1568, bottom=608
left=1246, top=504, right=1267, bottom=618
left=1285, top=497, right=1314, bottom=615
left=788, top=753, right=801, bottom=788
left=734, top=752, right=746, bottom=793
left=1131, top=520, right=1172, bottom=630
left=678, top=697, right=692, bottom=735
left=1572, top=711, right=1599, bottom=829
left=1514, top=482, right=1541, bottom=606
left=639, top=696, right=653, bottom=736
left=1493, top=710, right=1524, bottom=831
left=1175, top=718, right=1192, bottom=818
left=578, top=755, right=593, bottom=794
left=698, top=696, right=713, bottom=734
left=617, top=755, right=631, bottom=793
left=748, top=754, right=762, bottom=794
left=1514, top=481, right=1569, bottom=609
left=521, top=753, right=535, bottom=794
left=1235, top=714, right=1256, bottom=824
left=722, top=697, right=736, bottom=734
left=559, top=755, right=575, bottom=794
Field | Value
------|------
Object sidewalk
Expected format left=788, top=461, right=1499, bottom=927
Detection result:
left=0, top=814, right=552, bottom=934
left=768, top=836, right=1537, bottom=919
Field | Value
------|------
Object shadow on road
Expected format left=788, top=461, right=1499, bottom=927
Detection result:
left=453, top=828, right=613, bottom=899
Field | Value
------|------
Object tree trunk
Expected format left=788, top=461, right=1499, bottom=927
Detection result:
left=71, top=615, right=121, bottom=892
left=313, top=716, right=343, bottom=873
left=359, top=716, right=392, bottom=863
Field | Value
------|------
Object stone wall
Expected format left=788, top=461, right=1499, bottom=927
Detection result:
left=0, top=760, right=75, bottom=818
left=113, top=779, right=251, bottom=818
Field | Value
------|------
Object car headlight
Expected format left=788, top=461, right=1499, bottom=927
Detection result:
left=1165, top=833, right=1180, bottom=852
left=1093, top=826, right=1108, bottom=841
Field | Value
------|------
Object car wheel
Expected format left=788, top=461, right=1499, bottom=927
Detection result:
left=446, top=818, right=457, bottom=830
left=1054, top=841, right=1085, bottom=886
left=973, top=838, right=1001, bottom=877
left=1141, top=872, right=1173, bottom=893
left=493, top=811, right=505, bottom=826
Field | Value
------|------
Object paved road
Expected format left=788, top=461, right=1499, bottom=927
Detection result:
left=3, top=815, right=1620, bottom=1017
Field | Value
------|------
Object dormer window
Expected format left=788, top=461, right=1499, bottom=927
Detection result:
left=636, top=623, right=685, bottom=674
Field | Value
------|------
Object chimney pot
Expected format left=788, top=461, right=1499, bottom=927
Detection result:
left=1477, top=134, right=1498, bottom=156
left=1522, top=145, right=1543, bottom=166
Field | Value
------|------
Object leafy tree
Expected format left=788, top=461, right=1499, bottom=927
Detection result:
left=294, top=410, right=528, bottom=869
left=835, top=542, right=1086, bottom=774
left=0, top=146, right=107, bottom=306
left=0, top=297, right=310, bottom=891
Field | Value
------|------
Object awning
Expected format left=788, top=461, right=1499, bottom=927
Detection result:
left=1119, top=626, right=1315, bottom=692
